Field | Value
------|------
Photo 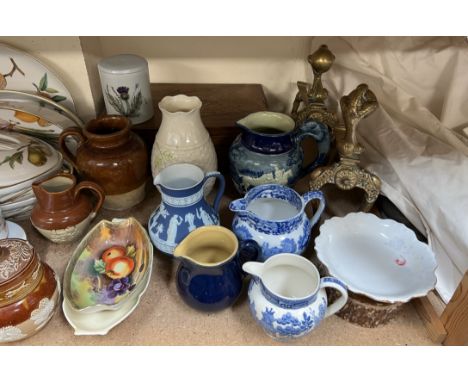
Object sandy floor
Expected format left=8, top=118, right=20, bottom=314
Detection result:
left=10, top=180, right=436, bottom=346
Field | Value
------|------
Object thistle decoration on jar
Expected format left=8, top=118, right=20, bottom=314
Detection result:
left=105, top=84, right=143, bottom=118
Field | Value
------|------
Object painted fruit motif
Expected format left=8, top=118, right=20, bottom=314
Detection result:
left=14, top=110, right=38, bottom=123
left=105, top=256, right=135, bottom=279
left=94, top=244, right=136, bottom=282
left=102, top=246, right=126, bottom=263
left=14, top=111, right=51, bottom=127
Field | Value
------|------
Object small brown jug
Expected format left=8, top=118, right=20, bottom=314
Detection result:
left=31, top=173, right=105, bottom=243
left=59, top=115, right=148, bottom=210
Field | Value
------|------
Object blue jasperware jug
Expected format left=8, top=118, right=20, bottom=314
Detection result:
left=148, top=163, right=225, bottom=256
left=229, top=111, right=330, bottom=194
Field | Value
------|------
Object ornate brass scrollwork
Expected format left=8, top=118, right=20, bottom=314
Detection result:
left=309, top=84, right=381, bottom=212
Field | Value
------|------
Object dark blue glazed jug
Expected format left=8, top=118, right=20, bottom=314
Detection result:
left=229, top=111, right=330, bottom=194
left=173, top=226, right=260, bottom=312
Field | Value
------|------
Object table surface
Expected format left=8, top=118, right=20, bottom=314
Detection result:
left=12, top=178, right=436, bottom=346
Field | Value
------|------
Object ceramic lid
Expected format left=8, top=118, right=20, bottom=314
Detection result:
left=0, top=131, right=61, bottom=188
left=98, top=54, right=149, bottom=75
left=0, top=239, right=35, bottom=286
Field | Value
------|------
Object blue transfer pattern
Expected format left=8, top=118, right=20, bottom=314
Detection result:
left=258, top=278, right=317, bottom=309
left=229, top=119, right=330, bottom=194
left=247, top=277, right=328, bottom=339
left=230, top=184, right=325, bottom=261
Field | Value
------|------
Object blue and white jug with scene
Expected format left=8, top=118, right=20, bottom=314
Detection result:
left=229, top=111, right=330, bottom=194
left=229, top=184, right=325, bottom=261
left=148, top=163, right=225, bottom=256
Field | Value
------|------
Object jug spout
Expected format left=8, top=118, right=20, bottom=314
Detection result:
left=229, top=198, right=247, bottom=213
left=242, top=261, right=264, bottom=279
left=173, top=235, right=192, bottom=262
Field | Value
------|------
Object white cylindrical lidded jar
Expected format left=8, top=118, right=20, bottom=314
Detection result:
left=98, top=54, right=154, bottom=124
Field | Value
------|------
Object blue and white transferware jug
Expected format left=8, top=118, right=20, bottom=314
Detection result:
left=243, top=254, right=348, bottom=340
left=229, top=111, right=330, bottom=194
left=148, top=163, right=225, bottom=256
left=229, top=184, right=325, bottom=261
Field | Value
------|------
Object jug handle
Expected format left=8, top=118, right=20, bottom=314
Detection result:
left=203, top=171, right=225, bottom=212
left=302, top=190, right=326, bottom=227
left=74, top=181, right=105, bottom=217
left=320, top=276, right=348, bottom=317
left=59, top=128, right=85, bottom=171
left=238, top=240, right=261, bottom=276
left=294, top=120, right=330, bottom=177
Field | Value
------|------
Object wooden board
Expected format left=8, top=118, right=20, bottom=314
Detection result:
left=441, top=272, right=468, bottom=345
left=413, top=296, right=447, bottom=343
left=129, top=83, right=268, bottom=173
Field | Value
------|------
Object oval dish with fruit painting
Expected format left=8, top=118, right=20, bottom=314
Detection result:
left=63, top=217, right=153, bottom=313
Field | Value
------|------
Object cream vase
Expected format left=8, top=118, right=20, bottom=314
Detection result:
left=151, top=95, right=217, bottom=194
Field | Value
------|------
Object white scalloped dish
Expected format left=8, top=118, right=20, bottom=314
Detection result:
left=315, top=212, right=437, bottom=303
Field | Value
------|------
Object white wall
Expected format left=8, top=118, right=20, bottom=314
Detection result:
left=2, top=37, right=317, bottom=120
left=98, top=37, right=313, bottom=113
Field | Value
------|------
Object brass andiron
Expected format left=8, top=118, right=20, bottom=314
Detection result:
left=291, top=44, right=338, bottom=129
left=309, top=84, right=381, bottom=212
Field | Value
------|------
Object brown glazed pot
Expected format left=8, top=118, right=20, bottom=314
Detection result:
left=0, top=239, right=60, bottom=343
left=31, top=173, right=105, bottom=243
left=59, top=115, right=148, bottom=210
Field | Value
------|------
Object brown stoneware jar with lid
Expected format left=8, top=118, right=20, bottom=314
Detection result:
left=31, top=173, right=105, bottom=243
left=0, top=239, right=60, bottom=343
left=59, top=115, right=148, bottom=210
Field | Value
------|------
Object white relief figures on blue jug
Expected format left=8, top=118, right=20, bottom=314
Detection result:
left=184, top=213, right=196, bottom=231
left=166, top=215, right=183, bottom=245
left=148, top=163, right=225, bottom=256
left=196, top=207, right=215, bottom=226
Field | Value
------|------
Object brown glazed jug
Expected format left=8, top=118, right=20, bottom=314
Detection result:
left=59, top=115, right=148, bottom=210
left=31, top=173, right=105, bottom=243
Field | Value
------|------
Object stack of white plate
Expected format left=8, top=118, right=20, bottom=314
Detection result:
left=0, top=42, right=84, bottom=147
left=0, top=131, right=63, bottom=220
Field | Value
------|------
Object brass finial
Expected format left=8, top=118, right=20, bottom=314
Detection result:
left=307, top=44, right=335, bottom=104
left=291, top=45, right=338, bottom=128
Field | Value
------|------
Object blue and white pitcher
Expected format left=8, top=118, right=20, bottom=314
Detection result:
left=229, top=111, right=330, bottom=194
left=148, top=163, right=225, bottom=256
left=229, top=184, right=325, bottom=261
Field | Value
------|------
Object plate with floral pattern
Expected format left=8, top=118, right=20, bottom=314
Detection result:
left=0, top=42, right=76, bottom=112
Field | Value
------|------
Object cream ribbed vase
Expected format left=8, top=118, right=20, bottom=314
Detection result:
left=151, top=95, right=218, bottom=194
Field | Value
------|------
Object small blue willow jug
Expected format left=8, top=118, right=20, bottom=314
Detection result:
left=243, top=254, right=348, bottom=340
left=229, top=111, right=330, bottom=194
left=148, top=163, right=225, bottom=256
left=229, top=184, right=325, bottom=261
